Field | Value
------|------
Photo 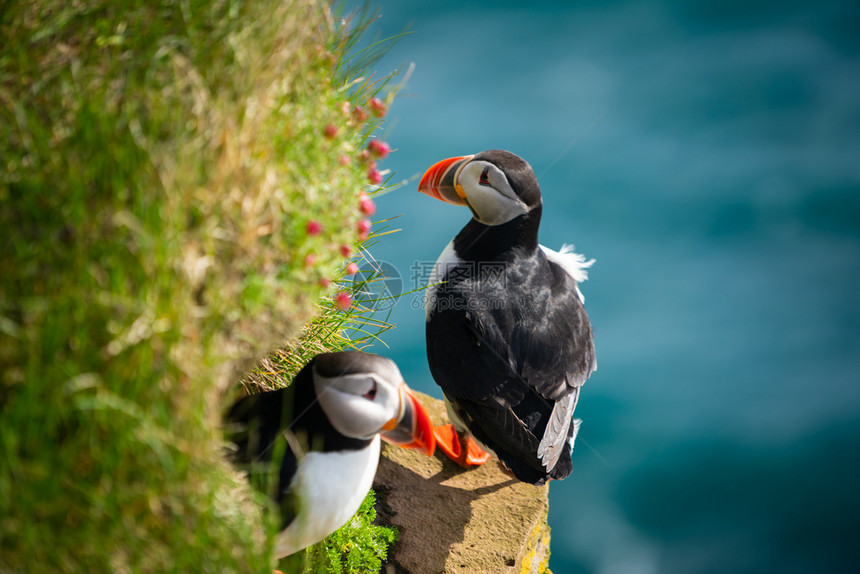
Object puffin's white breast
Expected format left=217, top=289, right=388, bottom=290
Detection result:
left=274, top=436, right=381, bottom=557
left=425, top=239, right=462, bottom=319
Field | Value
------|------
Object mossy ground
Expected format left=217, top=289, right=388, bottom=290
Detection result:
left=1, top=1, right=401, bottom=571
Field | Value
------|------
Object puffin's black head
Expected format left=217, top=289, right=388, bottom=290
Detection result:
left=313, top=351, right=400, bottom=380
left=418, top=149, right=541, bottom=226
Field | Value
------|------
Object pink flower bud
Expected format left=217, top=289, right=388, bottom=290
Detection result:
left=339, top=244, right=352, bottom=257
left=334, top=291, right=352, bottom=311
left=304, top=254, right=316, bottom=267
left=367, top=169, right=383, bottom=186
left=357, top=219, right=372, bottom=240
left=369, top=97, right=387, bottom=117
left=346, top=262, right=359, bottom=275
left=352, top=106, right=368, bottom=122
left=319, top=277, right=331, bottom=288
left=367, top=140, right=390, bottom=159
left=338, top=154, right=351, bottom=166
left=323, top=125, right=338, bottom=139
left=360, top=196, right=377, bottom=214
left=306, top=220, right=322, bottom=235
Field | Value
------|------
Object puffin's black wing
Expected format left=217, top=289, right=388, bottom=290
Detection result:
left=225, top=380, right=303, bottom=529
left=426, top=303, right=526, bottom=409
left=427, top=254, right=595, bottom=407
left=426, top=253, right=594, bottom=483
left=514, top=259, right=596, bottom=400
left=448, top=393, right=575, bottom=484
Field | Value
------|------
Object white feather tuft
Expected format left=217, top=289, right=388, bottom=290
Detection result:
left=540, top=244, right=595, bottom=303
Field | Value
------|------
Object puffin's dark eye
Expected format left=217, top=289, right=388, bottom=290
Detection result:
left=479, top=167, right=491, bottom=186
left=363, top=381, right=377, bottom=400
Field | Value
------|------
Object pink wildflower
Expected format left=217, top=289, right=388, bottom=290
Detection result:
left=352, top=106, right=368, bottom=122
left=367, top=140, right=390, bottom=159
left=368, top=97, right=387, bottom=117
left=357, top=219, right=372, bottom=240
left=360, top=193, right=377, bottom=214
left=366, top=168, right=383, bottom=186
left=334, top=291, right=352, bottom=311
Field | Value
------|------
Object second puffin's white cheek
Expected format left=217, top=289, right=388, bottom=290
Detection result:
left=314, top=375, right=403, bottom=439
left=321, top=392, right=385, bottom=439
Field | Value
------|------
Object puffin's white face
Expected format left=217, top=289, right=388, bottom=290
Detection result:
left=455, top=160, right=531, bottom=226
left=313, top=359, right=406, bottom=440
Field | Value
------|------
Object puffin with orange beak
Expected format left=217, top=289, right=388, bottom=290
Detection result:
left=225, top=351, right=435, bottom=557
left=419, top=149, right=596, bottom=485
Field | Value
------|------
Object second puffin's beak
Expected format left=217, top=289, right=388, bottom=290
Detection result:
left=381, top=384, right=436, bottom=456
left=418, top=155, right=474, bottom=205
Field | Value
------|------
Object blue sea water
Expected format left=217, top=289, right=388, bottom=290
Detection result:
left=345, top=1, right=860, bottom=572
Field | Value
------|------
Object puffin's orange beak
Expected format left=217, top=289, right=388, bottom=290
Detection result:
left=418, top=155, right=474, bottom=205
left=381, top=385, right=435, bottom=456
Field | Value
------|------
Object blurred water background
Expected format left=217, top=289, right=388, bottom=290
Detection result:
left=346, top=1, right=860, bottom=572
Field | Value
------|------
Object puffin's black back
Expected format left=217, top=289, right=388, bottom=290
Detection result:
left=225, top=357, right=371, bottom=528
left=427, top=211, right=595, bottom=484
left=430, top=216, right=595, bottom=403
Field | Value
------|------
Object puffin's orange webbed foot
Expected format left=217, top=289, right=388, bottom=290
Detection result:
left=433, top=424, right=491, bottom=467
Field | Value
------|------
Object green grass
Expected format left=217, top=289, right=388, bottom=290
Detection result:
left=240, top=224, right=405, bottom=571
left=0, top=1, right=404, bottom=571
left=277, top=489, right=398, bottom=574
left=238, top=224, right=405, bottom=573
left=242, top=215, right=405, bottom=393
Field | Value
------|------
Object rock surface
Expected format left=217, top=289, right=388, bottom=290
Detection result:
left=374, top=392, right=551, bottom=574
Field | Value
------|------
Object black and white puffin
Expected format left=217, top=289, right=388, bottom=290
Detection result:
left=225, top=351, right=435, bottom=557
left=418, top=149, right=596, bottom=485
